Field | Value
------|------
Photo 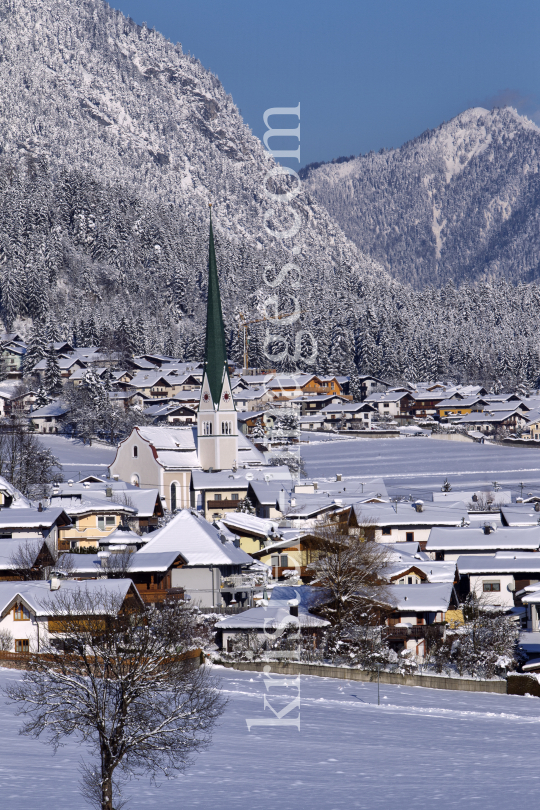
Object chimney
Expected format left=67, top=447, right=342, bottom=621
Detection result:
left=113, top=474, right=119, bottom=481
left=38, top=502, right=43, bottom=512
left=313, top=481, right=318, bottom=491
left=290, top=498, right=296, bottom=507
left=105, top=486, right=112, bottom=498
left=415, top=501, right=424, bottom=513
left=483, top=523, right=494, bottom=535
left=50, top=577, right=61, bottom=591
left=288, top=599, right=299, bottom=617
left=336, top=473, right=342, bottom=482
left=535, top=503, right=540, bottom=513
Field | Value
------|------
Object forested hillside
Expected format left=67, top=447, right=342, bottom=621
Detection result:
left=2, top=1, right=540, bottom=388
left=302, top=107, right=540, bottom=289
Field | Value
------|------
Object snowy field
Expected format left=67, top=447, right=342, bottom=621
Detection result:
left=1, top=665, right=540, bottom=809
left=303, top=437, right=540, bottom=500
left=35, top=435, right=117, bottom=482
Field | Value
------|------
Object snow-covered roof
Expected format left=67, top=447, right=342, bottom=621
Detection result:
left=385, top=561, right=456, bottom=583
left=220, top=512, right=279, bottom=538
left=191, top=465, right=291, bottom=491
left=432, top=489, right=512, bottom=504
left=501, top=504, right=540, bottom=526
left=320, top=402, right=373, bottom=413
left=426, top=526, right=540, bottom=551
left=0, top=507, right=70, bottom=528
left=437, top=397, right=486, bottom=408
left=30, top=400, right=70, bottom=418
left=0, top=578, right=140, bottom=617
left=49, top=494, right=137, bottom=516
left=457, top=553, right=540, bottom=574
left=137, top=510, right=253, bottom=566
left=352, top=501, right=468, bottom=527
left=387, top=582, right=454, bottom=612
left=0, top=474, right=32, bottom=508
left=32, top=357, right=86, bottom=371
left=215, top=605, right=329, bottom=630
left=0, top=538, right=45, bottom=569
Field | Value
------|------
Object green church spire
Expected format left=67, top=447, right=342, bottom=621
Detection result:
left=204, top=206, right=228, bottom=405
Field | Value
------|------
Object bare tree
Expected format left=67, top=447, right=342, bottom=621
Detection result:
left=0, top=420, right=62, bottom=498
left=9, top=539, right=58, bottom=581
left=307, top=522, right=391, bottom=629
left=5, top=588, right=225, bottom=810
left=102, top=548, right=134, bottom=578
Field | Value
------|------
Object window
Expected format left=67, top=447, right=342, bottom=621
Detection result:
left=407, top=576, right=414, bottom=584
left=15, top=639, right=29, bottom=653
left=171, top=483, right=177, bottom=512
left=214, top=494, right=222, bottom=501
left=231, top=493, right=239, bottom=501
left=483, top=581, right=501, bottom=592
left=133, top=445, right=138, bottom=458
left=406, top=532, right=414, bottom=542
left=14, top=604, right=30, bottom=621
left=280, top=555, right=289, bottom=567
left=131, top=474, right=140, bottom=487
left=203, top=422, right=213, bottom=435
left=382, top=527, right=391, bottom=535
left=98, top=516, right=114, bottom=531
left=271, top=555, right=280, bottom=567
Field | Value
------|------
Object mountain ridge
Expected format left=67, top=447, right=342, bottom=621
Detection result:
left=302, top=106, right=540, bottom=288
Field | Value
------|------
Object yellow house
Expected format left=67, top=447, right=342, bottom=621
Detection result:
left=54, top=497, right=138, bottom=551
left=529, top=420, right=540, bottom=440
left=438, top=397, right=487, bottom=419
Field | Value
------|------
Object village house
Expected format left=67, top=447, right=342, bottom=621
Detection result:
left=1, top=340, right=26, bottom=378
left=456, top=552, right=540, bottom=608
left=48, top=494, right=138, bottom=551
left=216, top=601, right=329, bottom=653
left=384, top=582, right=458, bottom=658
left=425, top=525, right=540, bottom=561
left=32, top=356, right=87, bottom=381
left=0, top=578, right=142, bottom=653
left=364, top=390, right=413, bottom=419
left=348, top=501, right=469, bottom=546
left=0, top=507, right=71, bottom=552
left=133, top=510, right=256, bottom=608
left=437, top=396, right=488, bottom=419
left=0, top=538, right=56, bottom=581
left=28, top=400, right=70, bottom=433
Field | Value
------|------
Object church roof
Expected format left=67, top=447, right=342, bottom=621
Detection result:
left=204, top=210, right=229, bottom=406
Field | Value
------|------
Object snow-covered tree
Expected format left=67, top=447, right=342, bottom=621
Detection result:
left=6, top=592, right=225, bottom=810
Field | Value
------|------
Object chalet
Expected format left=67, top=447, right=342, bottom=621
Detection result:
left=237, top=410, right=276, bottom=436
left=218, top=511, right=281, bottom=554
left=0, top=507, right=71, bottom=551
left=455, top=408, right=528, bottom=434
left=29, top=400, right=70, bottom=433
left=364, top=390, right=413, bottom=419
left=457, top=552, right=540, bottom=608
left=191, top=465, right=291, bottom=520
left=349, top=501, right=468, bottom=545
left=216, top=602, right=329, bottom=653
left=353, top=375, right=389, bottom=401
left=1, top=340, right=26, bottom=377
left=425, top=525, right=540, bottom=561
left=437, top=397, right=488, bottom=419
left=233, top=386, right=274, bottom=411
left=292, top=393, right=350, bottom=416
left=133, top=510, right=256, bottom=607
left=144, top=403, right=198, bottom=425
left=0, top=578, right=142, bottom=652
left=384, top=582, right=458, bottom=658
left=32, top=356, right=87, bottom=381
left=48, top=494, right=138, bottom=551
left=320, top=401, right=376, bottom=429
left=126, top=373, right=178, bottom=398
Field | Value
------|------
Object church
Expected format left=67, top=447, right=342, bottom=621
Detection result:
left=109, top=211, right=266, bottom=511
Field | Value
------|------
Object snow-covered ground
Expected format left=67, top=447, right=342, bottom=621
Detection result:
left=1, top=665, right=539, bottom=809
left=35, top=435, right=117, bottom=482
left=303, top=437, right=540, bottom=500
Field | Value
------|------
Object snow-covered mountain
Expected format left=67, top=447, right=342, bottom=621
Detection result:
left=301, top=107, right=540, bottom=288
left=0, top=0, right=382, bottom=356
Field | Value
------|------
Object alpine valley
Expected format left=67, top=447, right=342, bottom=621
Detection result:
left=2, top=0, right=540, bottom=386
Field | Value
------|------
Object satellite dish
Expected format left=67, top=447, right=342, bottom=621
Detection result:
left=245, top=472, right=254, bottom=481
left=264, top=473, right=273, bottom=482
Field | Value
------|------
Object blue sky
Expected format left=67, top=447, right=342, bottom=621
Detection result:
left=114, top=0, right=540, bottom=168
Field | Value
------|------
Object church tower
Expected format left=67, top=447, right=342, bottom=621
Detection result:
left=197, top=207, right=238, bottom=471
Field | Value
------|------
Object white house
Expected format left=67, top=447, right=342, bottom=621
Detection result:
left=0, top=578, right=141, bottom=653
left=457, top=551, right=540, bottom=608
left=426, top=525, right=540, bottom=561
